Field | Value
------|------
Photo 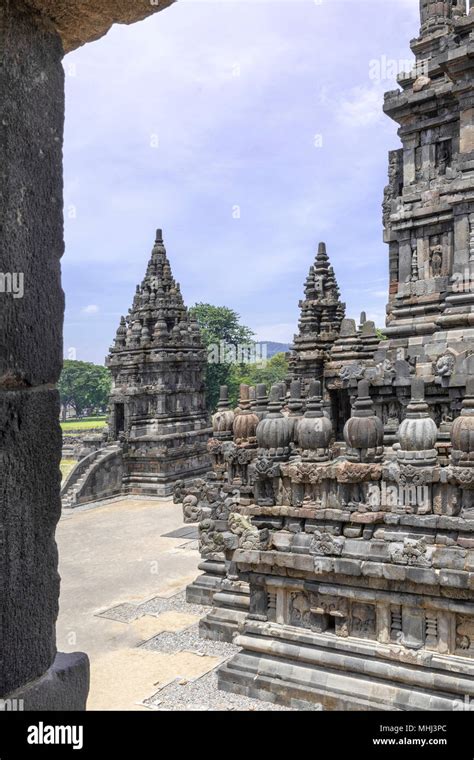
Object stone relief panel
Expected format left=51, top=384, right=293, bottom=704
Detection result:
left=456, top=616, right=474, bottom=657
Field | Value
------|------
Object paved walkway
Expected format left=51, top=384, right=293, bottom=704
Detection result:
left=56, top=497, right=289, bottom=711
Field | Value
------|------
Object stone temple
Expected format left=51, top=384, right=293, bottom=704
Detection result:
left=176, top=0, right=474, bottom=710
left=62, top=229, right=211, bottom=505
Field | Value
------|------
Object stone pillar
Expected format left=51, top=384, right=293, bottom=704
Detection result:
left=0, top=0, right=88, bottom=708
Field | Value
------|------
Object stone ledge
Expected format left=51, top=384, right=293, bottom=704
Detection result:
left=24, top=0, right=175, bottom=53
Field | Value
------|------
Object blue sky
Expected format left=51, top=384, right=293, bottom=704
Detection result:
left=62, top=0, right=420, bottom=365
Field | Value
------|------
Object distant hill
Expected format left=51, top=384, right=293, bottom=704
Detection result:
left=256, top=341, right=291, bottom=359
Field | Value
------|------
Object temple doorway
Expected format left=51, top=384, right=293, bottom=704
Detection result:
left=114, top=403, right=125, bottom=438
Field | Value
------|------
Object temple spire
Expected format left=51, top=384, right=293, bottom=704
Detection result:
left=289, top=241, right=346, bottom=387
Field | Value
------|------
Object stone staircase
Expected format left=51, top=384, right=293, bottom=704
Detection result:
left=61, top=444, right=123, bottom=509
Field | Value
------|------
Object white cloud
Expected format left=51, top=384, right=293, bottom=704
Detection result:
left=337, top=85, right=385, bottom=128
left=82, top=304, right=100, bottom=315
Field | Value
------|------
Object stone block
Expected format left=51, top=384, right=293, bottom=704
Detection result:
left=432, top=548, right=467, bottom=570
left=361, top=561, right=384, bottom=578
left=405, top=567, right=439, bottom=586
left=383, top=564, right=407, bottom=581
left=439, top=569, right=469, bottom=588
left=6, top=652, right=89, bottom=711
left=332, top=559, right=362, bottom=577
left=0, top=389, right=62, bottom=695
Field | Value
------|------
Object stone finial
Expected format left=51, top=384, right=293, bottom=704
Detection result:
left=360, top=320, right=377, bottom=338
left=288, top=379, right=303, bottom=414
left=278, top=382, right=287, bottom=405
left=253, top=383, right=269, bottom=419
left=212, top=385, right=234, bottom=440
left=287, top=379, right=304, bottom=442
left=249, top=386, right=256, bottom=408
left=233, top=384, right=259, bottom=445
left=360, top=311, right=367, bottom=326
left=155, top=228, right=163, bottom=243
left=317, top=241, right=328, bottom=261
left=451, top=377, right=474, bottom=465
left=218, top=385, right=230, bottom=409
left=339, top=319, right=357, bottom=337
left=298, top=379, right=333, bottom=460
left=343, top=380, right=384, bottom=462
left=267, top=384, right=282, bottom=413
left=256, top=384, right=293, bottom=455
left=396, top=377, right=438, bottom=465
left=239, top=384, right=250, bottom=409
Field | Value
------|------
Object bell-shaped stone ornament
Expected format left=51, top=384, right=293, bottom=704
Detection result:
left=343, top=380, right=384, bottom=462
left=396, top=378, right=438, bottom=466
left=256, top=384, right=293, bottom=456
left=233, top=384, right=259, bottom=444
left=298, top=380, right=333, bottom=461
left=451, top=377, right=474, bottom=466
left=212, top=385, right=235, bottom=441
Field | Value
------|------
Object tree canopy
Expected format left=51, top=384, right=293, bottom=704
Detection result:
left=189, top=304, right=289, bottom=411
left=59, top=360, right=112, bottom=418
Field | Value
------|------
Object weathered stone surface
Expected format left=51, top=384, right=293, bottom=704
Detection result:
left=0, top=0, right=64, bottom=388
left=23, top=0, right=175, bottom=53
left=177, top=2, right=474, bottom=712
left=0, top=389, right=62, bottom=695
left=6, top=652, right=89, bottom=711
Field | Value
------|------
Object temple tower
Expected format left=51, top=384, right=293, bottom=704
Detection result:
left=379, top=0, right=474, bottom=418
left=106, top=229, right=212, bottom=496
left=289, top=242, right=345, bottom=387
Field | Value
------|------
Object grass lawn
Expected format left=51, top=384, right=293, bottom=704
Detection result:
left=60, top=459, right=76, bottom=482
left=61, top=416, right=107, bottom=433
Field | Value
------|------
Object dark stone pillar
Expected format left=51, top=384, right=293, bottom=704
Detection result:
left=0, top=0, right=88, bottom=708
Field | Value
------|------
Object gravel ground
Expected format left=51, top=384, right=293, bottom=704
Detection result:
left=96, top=602, right=138, bottom=623
left=99, top=590, right=306, bottom=711
left=142, top=623, right=238, bottom=657
left=145, top=670, right=294, bottom=711
left=97, top=590, right=211, bottom=623
left=138, top=590, right=211, bottom=618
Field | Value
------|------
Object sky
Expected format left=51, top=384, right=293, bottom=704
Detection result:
left=62, top=0, right=420, bottom=365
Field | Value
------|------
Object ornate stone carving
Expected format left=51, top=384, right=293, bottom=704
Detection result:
left=456, top=617, right=474, bottom=654
left=289, top=592, right=312, bottom=627
left=389, top=538, right=432, bottom=567
left=436, top=353, right=455, bottom=379
left=351, top=603, right=376, bottom=638
left=310, top=530, right=345, bottom=557
left=339, top=363, right=364, bottom=382
left=228, top=511, right=263, bottom=550
left=343, top=380, right=384, bottom=463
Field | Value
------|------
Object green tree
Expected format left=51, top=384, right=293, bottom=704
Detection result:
left=232, top=352, right=289, bottom=390
left=59, top=360, right=112, bottom=419
left=189, top=303, right=255, bottom=411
